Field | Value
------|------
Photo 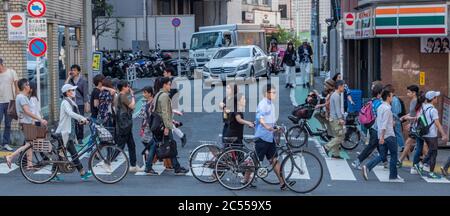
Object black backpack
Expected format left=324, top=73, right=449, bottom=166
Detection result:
left=415, top=106, right=435, bottom=138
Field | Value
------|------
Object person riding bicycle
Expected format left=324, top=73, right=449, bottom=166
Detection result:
left=252, top=84, right=295, bottom=190
left=54, top=84, right=92, bottom=181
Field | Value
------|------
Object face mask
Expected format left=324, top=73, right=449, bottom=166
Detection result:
left=72, top=90, right=76, bottom=98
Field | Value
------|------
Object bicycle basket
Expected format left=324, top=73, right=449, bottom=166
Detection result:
left=32, top=139, right=53, bottom=153
left=95, top=125, right=114, bottom=142
left=292, top=105, right=314, bottom=119
left=22, top=124, right=48, bottom=141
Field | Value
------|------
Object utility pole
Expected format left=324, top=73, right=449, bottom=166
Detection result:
left=295, top=0, right=300, bottom=38
left=311, top=0, right=320, bottom=77
left=143, top=0, right=148, bottom=42
left=85, top=0, right=93, bottom=93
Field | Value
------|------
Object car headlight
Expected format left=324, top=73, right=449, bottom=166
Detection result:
left=203, top=66, right=209, bottom=72
left=238, top=64, right=249, bottom=71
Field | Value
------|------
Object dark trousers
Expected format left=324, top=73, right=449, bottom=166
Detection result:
left=117, top=129, right=137, bottom=167
left=366, top=136, right=398, bottom=179
left=444, top=156, right=450, bottom=170
left=0, top=102, right=12, bottom=146
left=422, top=137, right=439, bottom=172
left=144, top=138, right=157, bottom=170
left=358, top=128, right=379, bottom=163
left=66, top=140, right=84, bottom=172
left=75, top=105, right=85, bottom=142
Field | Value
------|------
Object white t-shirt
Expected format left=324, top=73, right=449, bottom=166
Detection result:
left=0, top=69, right=19, bottom=103
left=29, top=97, right=41, bottom=120
left=16, top=93, right=33, bottom=124
left=421, top=103, right=439, bottom=138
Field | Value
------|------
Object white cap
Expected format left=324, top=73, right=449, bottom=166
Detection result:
left=425, top=91, right=440, bottom=100
left=61, top=84, right=77, bottom=94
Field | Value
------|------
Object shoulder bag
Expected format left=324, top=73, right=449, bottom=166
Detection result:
left=7, top=80, right=18, bottom=120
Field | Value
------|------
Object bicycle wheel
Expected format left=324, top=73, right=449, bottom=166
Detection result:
left=341, top=128, right=360, bottom=150
left=90, top=145, right=129, bottom=184
left=287, top=126, right=308, bottom=148
left=260, top=150, right=289, bottom=185
left=215, top=148, right=256, bottom=190
left=281, top=150, right=323, bottom=193
left=189, top=144, right=223, bottom=183
left=19, top=145, right=59, bottom=184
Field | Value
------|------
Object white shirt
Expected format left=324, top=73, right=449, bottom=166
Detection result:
left=0, top=69, right=18, bottom=103
left=29, top=97, right=41, bottom=120
left=376, top=102, right=395, bottom=139
left=421, top=103, right=439, bottom=138
left=56, top=97, right=86, bottom=135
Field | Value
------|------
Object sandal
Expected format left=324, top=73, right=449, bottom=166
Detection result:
left=5, top=155, right=12, bottom=169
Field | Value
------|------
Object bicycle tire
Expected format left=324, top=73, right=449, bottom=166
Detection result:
left=189, top=144, right=223, bottom=183
left=341, top=128, right=360, bottom=150
left=90, top=145, right=129, bottom=184
left=287, top=126, right=309, bottom=148
left=19, top=145, right=59, bottom=184
left=215, top=148, right=256, bottom=190
left=281, top=150, right=323, bottom=193
left=260, top=150, right=289, bottom=185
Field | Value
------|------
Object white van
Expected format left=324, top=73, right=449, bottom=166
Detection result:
left=189, top=24, right=266, bottom=69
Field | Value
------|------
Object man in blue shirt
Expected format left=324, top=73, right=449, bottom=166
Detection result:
left=255, top=84, right=294, bottom=190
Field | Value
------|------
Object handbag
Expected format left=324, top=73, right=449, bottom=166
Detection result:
left=7, top=82, right=18, bottom=120
left=156, top=137, right=177, bottom=159
left=149, top=92, right=164, bottom=133
left=117, top=95, right=132, bottom=131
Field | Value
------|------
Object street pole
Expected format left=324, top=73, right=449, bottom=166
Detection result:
left=295, top=0, right=300, bottom=38
left=311, top=0, right=320, bottom=77
left=84, top=0, right=93, bottom=94
left=143, top=0, right=148, bottom=43
left=177, top=27, right=181, bottom=78
left=36, top=57, right=41, bottom=106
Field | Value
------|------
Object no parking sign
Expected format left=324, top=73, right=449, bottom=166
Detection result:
left=27, top=0, right=47, bottom=18
left=29, top=38, right=47, bottom=57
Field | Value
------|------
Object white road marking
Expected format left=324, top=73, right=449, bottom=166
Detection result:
left=0, top=163, right=19, bottom=174
left=372, top=166, right=404, bottom=183
left=312, top=139, right=356, bottom=181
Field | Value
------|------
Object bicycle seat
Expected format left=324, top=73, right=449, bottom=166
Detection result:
left=288, top=115, right=300, bottom=124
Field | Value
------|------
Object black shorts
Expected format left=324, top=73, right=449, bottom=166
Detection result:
left=255, top=138, right=277, bottom=162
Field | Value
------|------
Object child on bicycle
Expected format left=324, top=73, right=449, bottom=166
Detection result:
left=54, top=84, right=92, bottom=181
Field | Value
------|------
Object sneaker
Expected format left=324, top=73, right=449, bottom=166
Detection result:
left=129, top=166, right=141, bottom=173
left=410, top=167, right=418, bottom=175
left=2, top=144, right=13, bottom=151
left=181, top=134, right=187, bottom=148
left=280, top=181, right=296, bottom=191
left=441, top=166, right=448, bottom=177
left=388, top=177, right=402, bottom=182
left=423, top=164, right=430, bottom=172
left=81, top=171, right=92, bottom=181
left=396, top=160, right=403, bottom=169
left=144, top=168, right=158, bottom=176
left=383, top=161, right=388, bottom=169
left=428, top=172, right=441, bottom=179
left=351, top=160, right=362, bottom=170
left=362, top=165, right=369, bottom=181
left=174, top=167, right=189, bottom=175
left=414, top=164, right=424, bottom=176
left=166, top=167, right=175, bottom=171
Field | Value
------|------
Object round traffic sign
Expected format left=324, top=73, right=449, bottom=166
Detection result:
left=345, top=13, right=355, bottom=26
left=27, top=0, right=47, bottom=18
left=28, top=38, right=47, bottom=57
left=172, top=18, right=181, bottom=28
left=10, top=15, right=23, bottom=28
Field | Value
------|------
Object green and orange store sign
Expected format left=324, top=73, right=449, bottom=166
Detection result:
left=349, top=4, right=448, bottom=39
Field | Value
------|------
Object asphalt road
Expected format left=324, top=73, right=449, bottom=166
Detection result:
left=1, top=75, right=450, bottom=196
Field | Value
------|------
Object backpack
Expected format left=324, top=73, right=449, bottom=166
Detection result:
left=398, top=97, right=406, bottom=118
left=415, top=106, right=435, bottom=137
left=358, top=99, right=381, bottom=129
left=116, top=94, right=132, bottom=132
left=148, top=92, right=165, bottom=134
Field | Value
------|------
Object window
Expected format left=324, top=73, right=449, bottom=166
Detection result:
left=213, top=48, right=251, bottom=59
left=262, top=0, right=270, bottom=5
left=279, top=4, right=287, bottom=19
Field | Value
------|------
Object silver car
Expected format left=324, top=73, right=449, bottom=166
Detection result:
left=202, top=45, right=271, bottom=81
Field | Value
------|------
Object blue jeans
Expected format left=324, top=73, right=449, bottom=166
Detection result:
left=0, top=103, right=12, bottom=146
left=394, top=121, right=404, bottom=148
left=366, top=136, right=398, bottom=179
left=413, top=137, right=425, bottom=166
left=145, top=138, right=157, bottom=170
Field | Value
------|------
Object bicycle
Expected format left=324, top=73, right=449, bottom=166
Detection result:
left=18, top=119, right=129, bottom=184
left=287, top=105, right=361, bottom=150
left=214, top=124, right=323, bottom=193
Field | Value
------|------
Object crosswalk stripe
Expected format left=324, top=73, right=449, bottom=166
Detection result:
left=421, top=175, right=450, bottom=183
left=92, top=153, right=126, bottom=175
left=283, top=154, right=310, bottom=180
left=0, top=163, right=18, bottom=174
left=34, top=165, right=53, bottom=175
left=372, top=166, right=404, bottom=183
left=311, top=139, right=357, bottom=181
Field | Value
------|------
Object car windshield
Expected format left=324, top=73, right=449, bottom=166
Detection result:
left=213, top=48, right=250, bottom=59
left=191, top=32, right=221, bottom=50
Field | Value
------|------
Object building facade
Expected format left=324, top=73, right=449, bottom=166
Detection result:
left=0, top=0, right=89, bottom=127
left=293, top=0, right=331, bottom=37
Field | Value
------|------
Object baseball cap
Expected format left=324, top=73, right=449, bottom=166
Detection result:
left=425, top=91, right=440, bottom=100
left=61, top=84, right=77, bottom=93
